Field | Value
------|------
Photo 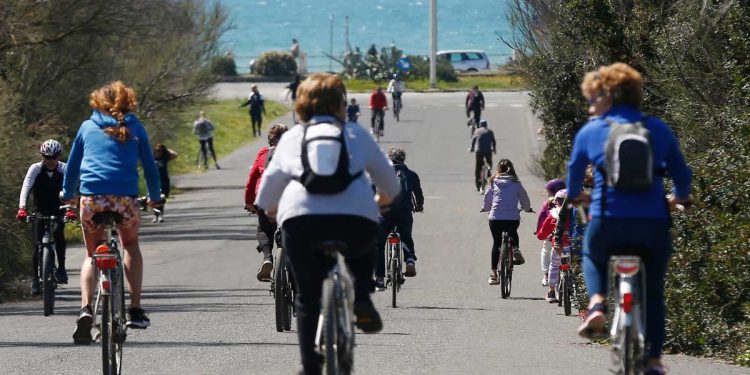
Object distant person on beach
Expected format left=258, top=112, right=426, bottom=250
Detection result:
left=193, top=111, right=220, bottom=169
left=240, top=85, right=266, bottom=137
left=290, top=38, right=300, bottom=59
left=286, top=74, right=301, bottom=123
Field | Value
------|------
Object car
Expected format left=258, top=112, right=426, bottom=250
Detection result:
left=437, top=50, right=491, bottom=72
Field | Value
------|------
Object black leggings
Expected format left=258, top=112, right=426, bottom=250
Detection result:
left=256, top=211, right=277, bottom=261
left=489, top=220, right=519, bottom=269
left=199, top=137, right=217, bottom=166
left=282, top=215, right=378, bottom=373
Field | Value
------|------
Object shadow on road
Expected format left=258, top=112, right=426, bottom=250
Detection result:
left=127, top=340, right=298, bottom=348
left=0, top=341, right=76, bottom=348
left=404, top=305, right=489, bottom=311
left=507, top=296, right=546, bottom=301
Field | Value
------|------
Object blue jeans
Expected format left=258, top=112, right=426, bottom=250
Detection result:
left=583, top=217, right=672, bottom=359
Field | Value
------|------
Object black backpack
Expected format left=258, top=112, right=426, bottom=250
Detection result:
left=296, top=124, right=363, bottom=194
left=389, top=166, right=413, bottom=213
left=601, top=117, right=653, bottom=190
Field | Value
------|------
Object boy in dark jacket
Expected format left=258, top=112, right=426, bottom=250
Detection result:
left=375, top=146, right=424, bottom=290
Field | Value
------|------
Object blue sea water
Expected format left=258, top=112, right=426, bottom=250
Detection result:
left=219, top=0, right=513, bottom=73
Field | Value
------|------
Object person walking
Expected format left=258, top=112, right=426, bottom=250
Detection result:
left=286, top=75, right=302, bottom=124
left=193, top=111, right=220, bottom=169
left=240, top=85, right=266, bottom=137
left=153, top=144, right=177, bottom=223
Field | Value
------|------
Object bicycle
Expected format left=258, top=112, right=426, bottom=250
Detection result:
left=90, top=211, right=128, bottom=375
left=392, top=93, right=402, bottom=122
left=497, top=232, right=516, bottom=299
left=25, top=205, right=76, bottom=316
left=467, top=112, right=480, bottom=140
left=479, top=159, right=492, bottom=194
left=384, top=227, right=405, bottom=308
left=372, top=109, right=385, bottom=142
left=315, top=240, right=356, bottom=375
left=271, top=229, right=295, bottom=332
left=556, top=250, right=574, bottom=316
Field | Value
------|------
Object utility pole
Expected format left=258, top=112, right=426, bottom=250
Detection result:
left=345, top=16, right=351, bottom=53
left=429, top=0, right=437, bottom=88
left=329, top=13, right=335, bottom=72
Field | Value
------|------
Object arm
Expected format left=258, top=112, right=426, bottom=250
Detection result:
left=239, top=99, right=250, bottom=108
left=138, top=126, right=163, bottom=202
left=410, top=171, right=424, bottom=211
left=482, top=182, right=493, bottom=211
left=490, top=130, right=496, bottom=153
left=387, top=80, right=394, bottom=93
left=470, top=133, right=477, bottom=152
left=261, top=97, right=266, bottom=115
left=255, top=137, right=293, bottom=212
left=366, top=138, right=400, bottom=201
left=62, top=126, right=85, bottom=200
left=479, top=93, right=485, bottom=109
left=566, top=129, right=591, bottom=201
left=663, top=127, right=693, bottom=199
left=193, top=121, right=199, bottom=135
left=244, top=148, right=267, bottom=207
left=168, top=148, right=179, bottom=160
left=553, top=198, right=572, bottom=244
left=518, top=182, right=531, bottom=211
left=368, top=94, right=375, bottom=109
left=19, top=164, right=40, bottom=209
left=537, top=216, right=556, bottom=240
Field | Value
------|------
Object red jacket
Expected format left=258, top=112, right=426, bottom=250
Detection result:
left=536, top=214, right=571, bottom=247
left=244, top=146, right=269, bottom=206
left=369, top=91, right=387, bottom=110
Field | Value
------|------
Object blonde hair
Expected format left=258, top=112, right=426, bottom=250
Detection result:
left=581, top=71, right=603, bottom=99
left=89, top=81, right=138, bottom=143
left=596, top=62, right=643, bottom=108
left=293, top=73, right=347, bottom=123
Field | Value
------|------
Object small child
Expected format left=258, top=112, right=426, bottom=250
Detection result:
left=153, top=144, right=178, bottom=223
left=537, top=179, right=566, bottom=286
left=536, top=189, right=570, bottom=302
left=347, top=98, right=360, bottom=123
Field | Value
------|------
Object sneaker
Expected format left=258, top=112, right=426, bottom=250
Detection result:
left=73, top=305, right=93, bottom=344
left=56, top=268, right=69, bottom=284
left=577, top=303, right=607, bottom=339
left=353, top=301, right=382, bottom=333
left=30, top=278, right=40, bottom=296
left=152, top=216, right=158, bottom=223
left=512, top=250, right=526, bottom=265
left=379, top=130, right=384, bottom=137
left=126, top=307, right=151, bottom=329
left=158, top=215, right=164, bottom=223
left=374, top=277, right=386, bottom=292
left=545, top=290, right=557, bottom=303
left=404, top=261, right=416, bottom=277
left=215, top=164, right=221, bottom=170
left=488, top=273, right=500, bottom=285
left=541, top=275, right=548, bottom=287
left=257, top=260, right=273, bottom=282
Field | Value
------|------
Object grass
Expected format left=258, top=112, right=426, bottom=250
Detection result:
left=344, top=75, right=526, bottom=92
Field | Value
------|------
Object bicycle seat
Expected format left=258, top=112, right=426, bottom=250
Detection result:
left=91, top=211, right=123, bottom=225
left=315, top=240, right=347, bottom=255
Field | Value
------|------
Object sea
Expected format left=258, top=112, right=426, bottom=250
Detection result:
left=219, top=0, right=514, bottom=73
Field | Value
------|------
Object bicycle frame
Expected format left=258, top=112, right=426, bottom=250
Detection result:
left=610, top=255, right=647, bottom=374
left=28, top=214, right=59, bottom=316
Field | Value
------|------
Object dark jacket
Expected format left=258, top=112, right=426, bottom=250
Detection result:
left=471, top=127, right=496, bottom=153
left=466, top=90, right=485, bottom=110
left=386, top=161, right=424, bottom=217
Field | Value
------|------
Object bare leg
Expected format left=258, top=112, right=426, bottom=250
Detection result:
left=118, top=224, right=143, bottom=308
left=81, top=226, right=104, bottom=307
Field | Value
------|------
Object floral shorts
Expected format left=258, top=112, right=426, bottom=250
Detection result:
left=79, top=195, right=140, bottom=232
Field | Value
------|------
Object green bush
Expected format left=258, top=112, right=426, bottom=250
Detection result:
left=406, top=55, right=458, bottom=82
left=506, top=0, right=750, bottom=364
left=209, top=55, right=237, bottom=77
left=253, top=51, right=297, bottom=77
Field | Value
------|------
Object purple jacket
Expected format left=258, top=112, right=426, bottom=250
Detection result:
left=536, top=199, right=552, bottom=233
left=483, top=175, right=531, bottom=220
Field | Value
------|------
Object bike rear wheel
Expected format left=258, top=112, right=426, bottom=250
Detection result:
left=563, top=272, right=572, bottom=316
left=621, top=324, right=643, bottom=375
left=41, top=244, right=55, bottom=316
left=390, top=257, right=398, bottom=308
left=101, top=293, right=119, bottom=375
left=500, top=243, right=512, bottom=298
left=274, top=249, right=286, bottom=332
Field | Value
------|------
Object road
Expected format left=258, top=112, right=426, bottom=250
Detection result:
left=0, top=91, right=746, bottom=374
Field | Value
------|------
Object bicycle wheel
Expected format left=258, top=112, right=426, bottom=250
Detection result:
left=321, top=277, right=339, bottom=375
left=100, top=293, right=116, bottom=375
left=112, top=269, right=125, bottom=375
left=390, top=257, right=398, bottom=308
left=563, top=272, right=572, bottom=316
left=621, top=324, right=642, bottom=375
left=394, top=100, right=401, bottom=122
left=499, top=243, right=511, bottom=299
left=274, top=248, right=286, bottom=332
left=282, top=266, right=293, bottom=331
left=41, top=244, right=55, bottom=316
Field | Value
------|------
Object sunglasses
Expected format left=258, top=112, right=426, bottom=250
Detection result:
left=42, top=154, right=58, bottom=160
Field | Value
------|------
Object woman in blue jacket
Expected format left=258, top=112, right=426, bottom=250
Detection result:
left=62, top=81, right=163, bottom=344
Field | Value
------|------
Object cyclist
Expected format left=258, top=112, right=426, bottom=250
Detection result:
left=347, top=98, right=360, bottom=123
left=483, top=159, right=532, bottom=285
left=17, top=139, right=74, bottom=293
left=239, top=84, right=266, bottom=137
left=470, top=120, right=496, bottom=192
left=244, top=123, right=289, bottom=282
left=567, top=63, right=692, bottom=374
left=374, top=146, right=424, bottom=290
left=369, top=86, right=388, bottom=137
left=386, top=73, right=406, bottom=112
left=465, top=85, right=485, bottom=124
left=62, top=81, right=162, bottom=344
left=536, top=189, right=580, bottom=302
left=255, top=73, right=400, bottom=375
left=537, top=178, right=566, bottom=286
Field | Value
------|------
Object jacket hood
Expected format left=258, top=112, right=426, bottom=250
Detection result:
left=90, top=110, right=139, bottom=128
left=492, top=175, right=517, bottom=187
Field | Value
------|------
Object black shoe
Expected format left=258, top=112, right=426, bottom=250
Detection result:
left=56, top=268, right=68, bottom=284
left=354, top=301, right=382, bottom=333
left=30, top=279, right=40, bottom=296
left=512, top=250, right=526, bottom=265
left=73, top=305, right=93, bottom=345
left=404, top=261, right=417, bottom=277
left=126, top=307, right=151, bottom=329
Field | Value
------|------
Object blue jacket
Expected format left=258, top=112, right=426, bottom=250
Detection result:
left=567, top=104, right=692, bottom=219
left=62, top=110, right=162, bottom=201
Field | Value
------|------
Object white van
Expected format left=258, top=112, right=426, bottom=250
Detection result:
left=437, top=50, right=491, bottom=72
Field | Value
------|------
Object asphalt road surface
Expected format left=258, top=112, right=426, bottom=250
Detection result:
left=0, top=91, right=746, bottom=374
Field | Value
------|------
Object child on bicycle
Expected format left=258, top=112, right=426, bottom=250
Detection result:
left=536, top=189, right=576, bottom=302
left=483, top=158, right=532, bottom=285
left=17, top=140, right=76, bottom=293
left=347, top=98, right=360, bottom=123
left=537, top=179, right=566, bottom=287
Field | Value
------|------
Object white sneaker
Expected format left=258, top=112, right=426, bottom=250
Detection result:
left=158, top=216, right=164, bottom=223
